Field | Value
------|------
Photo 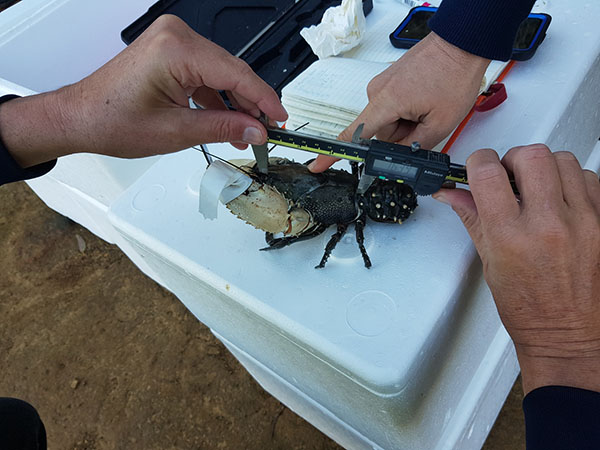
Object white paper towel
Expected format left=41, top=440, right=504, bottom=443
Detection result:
left=300, top=0, right=366, bottom=59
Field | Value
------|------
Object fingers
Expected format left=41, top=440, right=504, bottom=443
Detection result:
left=435, top=147, right=599, bottom=246
left=433, top=188, right=483, bottom=245
left=502, top=144, right=563, bottom=214
left=583, top=169, right=600, bottom=214
left=149, top=15, right=287, bottom=122
left=338, top=101, right=392, bottom=143
left=466, top=149, right=520, bottom=227
left=191, top=86, right=227, bottom=111
left=190, top=48, right=287, bottom=122
left=176, top=109, right=267, bottom=147
left=553, top=151, right=591, bottom=210
left=310, top=111, right=411, bottom=172
left=434, top=150, right=520, bottom=249
left=191, top=89, right=256, bottom=150
left=311, top=113, right=379, bottom=172
left=226, top=90, right=261, bottom=118
left=307, top=155, right=340, bottom=172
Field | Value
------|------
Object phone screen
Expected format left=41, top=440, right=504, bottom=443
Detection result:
left=395, top=10, right=434, bottom=41
left=513, top=18, right=543, bottom=49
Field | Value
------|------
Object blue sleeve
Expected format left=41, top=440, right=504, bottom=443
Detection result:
left=428, top=0, right=537, bottom=61
left=0, top=95, right=57, bottom=187
left=523, top=386, right=600, bottom=449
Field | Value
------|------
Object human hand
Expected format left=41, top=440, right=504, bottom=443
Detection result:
left=0, top=14, right=287, bottom=168
left=433, top=145, right=600, bottom=394
left=308, top=32, right=489, bottom=172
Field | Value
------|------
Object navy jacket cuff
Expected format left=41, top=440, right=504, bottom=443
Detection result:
left=523, top=385, right=600, bottom=450
left=428, top=0, right=536, bottom=61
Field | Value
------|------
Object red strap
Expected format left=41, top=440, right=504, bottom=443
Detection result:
left=474, top=83, right=508, bottom=112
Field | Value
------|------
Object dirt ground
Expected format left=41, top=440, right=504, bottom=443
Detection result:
left=0, top=182, right=527, bottom=450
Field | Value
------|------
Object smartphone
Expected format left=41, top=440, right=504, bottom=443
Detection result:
left=389, top=6, right=552, bottom=61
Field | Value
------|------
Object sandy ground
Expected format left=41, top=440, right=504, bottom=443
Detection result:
left=0, top=181, right=527, bottom=450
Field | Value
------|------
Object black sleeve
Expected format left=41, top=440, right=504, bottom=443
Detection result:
left=0, top=94, right=57, bottom=187
left=523, top=385, right=600, bottom=450
left=428, top=0, right=536, bottom=61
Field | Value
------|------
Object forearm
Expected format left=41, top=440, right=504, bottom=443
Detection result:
left=0, top=88, right=79, bottom=169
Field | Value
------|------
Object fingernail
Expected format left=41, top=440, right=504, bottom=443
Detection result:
left=432, top=192, right=449, bottom=205
left=307, top=160, right=317, bottom=171
left=242, top=127, right=263, bottom=145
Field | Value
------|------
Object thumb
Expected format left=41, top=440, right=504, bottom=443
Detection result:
left=183, top=109, right=267, bottom=146
left=338, top=101, right=387, bottom=143
left=307, top=155, right=340, bottom=173
left=433, top=188, right=483, bottom=246
left=307, top=102, right=387, bottom=173
left=308, top=102, right=382, bottom=173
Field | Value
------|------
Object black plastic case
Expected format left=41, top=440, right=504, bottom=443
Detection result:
left=121, top=1, right=297, bottom=55
left=121, top=0, right=373, bottom=93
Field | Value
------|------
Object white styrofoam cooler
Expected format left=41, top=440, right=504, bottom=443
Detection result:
left=2, top=0, right=600, bottom=449
left=108, top=143, right=520, bottom=450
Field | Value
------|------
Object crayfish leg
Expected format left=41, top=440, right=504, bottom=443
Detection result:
left=260, top=225, right=328, bottom=251
left=315, top=223, right=349, bottom=269
left=354, top=212, right=372, bottom=269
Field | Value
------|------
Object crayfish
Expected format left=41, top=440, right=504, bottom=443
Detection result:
left=225, top=157, right=418, bottom=268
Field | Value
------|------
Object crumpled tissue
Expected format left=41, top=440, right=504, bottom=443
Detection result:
left=198, top=160, right=252, bottom=220
left=300, top=0, right=366, bottom=59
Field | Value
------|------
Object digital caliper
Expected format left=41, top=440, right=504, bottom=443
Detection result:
left=252, top=123, right=516, bottom=197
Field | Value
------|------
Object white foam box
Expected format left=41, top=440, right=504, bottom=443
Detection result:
left=109, top=145, right=514, bottom=450
left=107, top=1, right=600, bottom=448
left=0, top=0, right=160, bottom=243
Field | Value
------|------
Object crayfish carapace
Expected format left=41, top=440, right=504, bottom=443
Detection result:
left=225, top=157, right=418, bottom=268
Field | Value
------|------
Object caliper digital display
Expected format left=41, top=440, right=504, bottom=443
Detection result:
left=371, top=159, right=419, bottom=180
